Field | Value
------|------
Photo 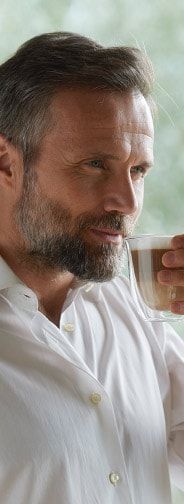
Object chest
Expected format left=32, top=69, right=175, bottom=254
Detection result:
left=0, top=308, right=171, bottom=503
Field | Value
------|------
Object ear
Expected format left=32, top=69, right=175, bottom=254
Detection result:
left=0, top=135, right=23, bottom=190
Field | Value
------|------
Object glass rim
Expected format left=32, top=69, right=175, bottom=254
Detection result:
left=125, top=234, right=174, bottom=240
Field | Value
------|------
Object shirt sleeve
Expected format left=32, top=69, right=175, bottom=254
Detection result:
left=163, top=324, right=184, bottom=491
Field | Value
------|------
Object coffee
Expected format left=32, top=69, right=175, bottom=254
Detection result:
left=131, top=247, right=184, bottom=311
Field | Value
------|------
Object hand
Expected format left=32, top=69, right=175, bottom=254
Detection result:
left=157, top=234, right=184, bottom=314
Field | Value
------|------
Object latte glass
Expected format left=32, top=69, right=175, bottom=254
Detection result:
left=125, top=234, right=184, bottom=322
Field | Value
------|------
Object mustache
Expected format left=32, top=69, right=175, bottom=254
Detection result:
left=76, top=212, right=135, bottom=234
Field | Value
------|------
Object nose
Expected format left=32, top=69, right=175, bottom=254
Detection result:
left=102, top=174, right=139, bottom=215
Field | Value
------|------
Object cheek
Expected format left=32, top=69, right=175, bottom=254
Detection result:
left=134, top=180, right=144, bottom=212
left=65, top=176, right=104, bottom=207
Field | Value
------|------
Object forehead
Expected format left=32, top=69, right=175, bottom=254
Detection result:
left=47, top=89, right=154, bottom=159
left=50, top=88, right=153, bottom=134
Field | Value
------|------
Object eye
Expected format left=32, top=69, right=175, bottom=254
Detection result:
left=131, top=166, right=147, bottom=178
left=87, top=159, right=105, bottom=169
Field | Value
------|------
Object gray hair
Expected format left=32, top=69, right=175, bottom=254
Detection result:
left=0, top=32, right=154, bottom=170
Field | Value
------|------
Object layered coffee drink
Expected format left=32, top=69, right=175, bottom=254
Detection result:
left=130, top=239, right=184, bottom=311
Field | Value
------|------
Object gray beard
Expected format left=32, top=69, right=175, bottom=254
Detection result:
left=13, top=172, right=136, bottom=282
left=20, top=232, right=126, bottom=282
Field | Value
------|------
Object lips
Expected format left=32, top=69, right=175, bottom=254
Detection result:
left=89, top=227, right=123, bottom=244
left=90, top=227, right=122, bottom=235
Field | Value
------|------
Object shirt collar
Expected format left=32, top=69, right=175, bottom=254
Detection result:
left=0, top=255, right=24, bottom=291
left=0, top=255, right=38, bottom=313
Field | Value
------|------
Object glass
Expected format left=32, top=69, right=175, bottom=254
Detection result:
left=125, top=234, right=184, bottom=322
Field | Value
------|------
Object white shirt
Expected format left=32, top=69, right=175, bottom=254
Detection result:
left=0, top=255, right=183, bottom=504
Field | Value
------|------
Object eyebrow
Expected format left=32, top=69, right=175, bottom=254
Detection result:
left=86, top=152, right=154, bottom=168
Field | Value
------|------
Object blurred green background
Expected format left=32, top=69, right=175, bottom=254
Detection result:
left=0, top=0, right=183, bottom=501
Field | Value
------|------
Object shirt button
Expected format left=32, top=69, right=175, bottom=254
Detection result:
left=63, top=323, right=75, bottom=332
left=109, top=472, right=120, bottom=486
left=89, top=392, right=102, bottom=405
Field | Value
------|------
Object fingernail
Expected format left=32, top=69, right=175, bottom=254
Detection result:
left=163, top=252, right=175, bottom=264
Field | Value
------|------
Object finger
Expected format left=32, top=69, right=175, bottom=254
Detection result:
left=170, top=301, right=184, bottom=314
left=162, top=248, right=184, bottom=267
left=171, top=234, right=184, bottom=249
left=157, top=269, right=184, bottom=286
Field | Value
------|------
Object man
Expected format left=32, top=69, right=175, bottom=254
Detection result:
left=0, top=32, right=183, bottom=504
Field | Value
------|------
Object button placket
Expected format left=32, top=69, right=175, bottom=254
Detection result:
left=47, top=292, right=131, bottom=501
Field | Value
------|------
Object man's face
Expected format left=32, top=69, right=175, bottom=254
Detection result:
left=14, top=89, right=154, bottom=281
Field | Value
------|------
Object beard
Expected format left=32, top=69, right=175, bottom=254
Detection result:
left=13, top=169, right=138, bottom=282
